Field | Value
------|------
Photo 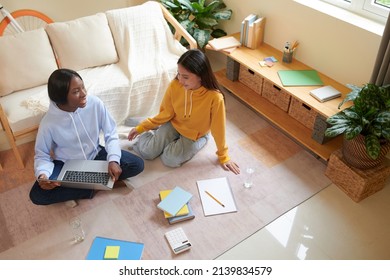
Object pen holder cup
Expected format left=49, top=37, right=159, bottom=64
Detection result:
left=282, top=51, right=293, bottom=63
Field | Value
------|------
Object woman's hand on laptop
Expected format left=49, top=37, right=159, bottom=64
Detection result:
left=108, top=161, right=122, bottom=182
left=37, top=174, right=60, bottom=190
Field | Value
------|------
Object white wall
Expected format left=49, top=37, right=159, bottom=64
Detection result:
left=217, top=0, right=382, bottom=86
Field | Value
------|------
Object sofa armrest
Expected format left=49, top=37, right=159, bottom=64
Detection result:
left=160, top=3, right=197, bottom=49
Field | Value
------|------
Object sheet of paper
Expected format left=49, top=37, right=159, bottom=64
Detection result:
left=197, top=177, right=237, bottom=216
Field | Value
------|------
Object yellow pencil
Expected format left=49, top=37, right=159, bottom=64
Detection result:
left=205, top=191, right=225, bottom=207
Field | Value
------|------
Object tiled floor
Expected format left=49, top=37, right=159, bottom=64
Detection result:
left=217, top=180, right=390, bottom=260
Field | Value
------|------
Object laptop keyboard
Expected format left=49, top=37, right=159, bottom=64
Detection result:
left=63, top=171, right=110, bottom=186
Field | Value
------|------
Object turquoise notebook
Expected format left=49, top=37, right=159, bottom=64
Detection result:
left=277, top=70, right=323, bottom=86
left=157, top=186, right=192, bottom=216
left=86, top=236, right=144, bottom=260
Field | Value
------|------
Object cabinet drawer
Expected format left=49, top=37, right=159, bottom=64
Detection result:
left=262, top=80, right=291, bottom=112
left=239, top=65, right=263, bottom=94
left=288, top=97, right=317, bottom=129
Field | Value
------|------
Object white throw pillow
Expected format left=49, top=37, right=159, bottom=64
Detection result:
left=0, top=28, right=57, bottom=97
left=45, top=13, right=118, bottom=71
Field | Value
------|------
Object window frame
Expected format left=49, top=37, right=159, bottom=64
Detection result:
left=320, top=0, right=389, bottom=22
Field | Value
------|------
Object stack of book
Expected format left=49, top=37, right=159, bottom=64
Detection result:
left=240, top=14, right=266, bottom=49
left=207, top=36, right=241, bottom=52
left=157, top=187, right=195, bottom=224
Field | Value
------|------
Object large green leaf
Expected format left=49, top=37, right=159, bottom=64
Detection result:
left=213, top=9, right=232, bottom=20
left=365, top=134, right=381, bottom=159
left=345, top=126, right=362, bottom=140
left=324, top=124, right=349, bottom=137
left=193, top=28, right=211, bottom=48
left=376, top=111, right=390, bottom=123
left=177, top=0, right=195, bottom=11
left=326, top=113, right=350, bottom=125
left=161, top=0, right=179, bottom=9
left=382, top=126, right=390, bottom=140
left=204, top=1, right=221, bottom=13
left=196, top=16, right=219, bottom=28
left=338, top=85, right=361, bottom=109
left=211, top=28, right=227, bottom=38
left=342, top=108, right=360, bottom=119
left=191, top=2, right=206, bottom=13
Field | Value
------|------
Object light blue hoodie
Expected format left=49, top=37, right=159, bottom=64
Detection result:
left=34, top=95, right=121, bottom=178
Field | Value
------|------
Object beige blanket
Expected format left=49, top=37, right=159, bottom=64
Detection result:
left=103, top=1, right=187, bottom=122
left=23, top=1, right=186, bottom=124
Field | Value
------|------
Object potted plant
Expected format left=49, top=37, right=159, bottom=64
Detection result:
left=160, top=0, right=232, bottom=49
left=325, top=83, right=390, bottom=169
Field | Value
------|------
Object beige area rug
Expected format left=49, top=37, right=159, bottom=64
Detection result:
left=0, top=92, right=331, bottom=259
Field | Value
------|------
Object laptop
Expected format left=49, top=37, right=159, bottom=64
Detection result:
left=309, top=85, right=341, bottom=103
left=39, top=159, right=114, bottom=191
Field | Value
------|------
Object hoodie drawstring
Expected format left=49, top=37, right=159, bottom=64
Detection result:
left=184, top=90, right=193, bottom=118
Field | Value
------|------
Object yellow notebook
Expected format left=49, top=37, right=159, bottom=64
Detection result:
left=159, top=190, right=189, bottom=218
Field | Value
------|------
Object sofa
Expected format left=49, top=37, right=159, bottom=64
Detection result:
left=0, top=1, right=196, bottom=169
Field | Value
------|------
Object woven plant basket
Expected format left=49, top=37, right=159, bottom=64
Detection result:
left=342, top=134, right=390, bottom=170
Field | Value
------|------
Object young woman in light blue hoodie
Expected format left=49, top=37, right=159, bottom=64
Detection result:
left=29, top=69, right=144, bottom=206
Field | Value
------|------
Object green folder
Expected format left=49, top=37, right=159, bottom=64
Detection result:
left=277, top=70, right=323, bottom=86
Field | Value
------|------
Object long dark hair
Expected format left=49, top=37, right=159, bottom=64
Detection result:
left=177, top=49, right=224, bottom=94
left=48, top=68, right=82, bottom=105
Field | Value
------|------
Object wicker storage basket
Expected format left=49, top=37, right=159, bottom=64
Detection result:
left=261, top=80, right=291, bottom=112
left=288, top=97, right=317, bottom=129
left=239, top=65, right=263, bottom=94
left=342, top=134, right=390, bottom=170
left=325, top=149, right=390, bottom=202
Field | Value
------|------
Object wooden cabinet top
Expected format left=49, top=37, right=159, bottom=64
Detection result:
left=224, top=34, right=351, bottom=118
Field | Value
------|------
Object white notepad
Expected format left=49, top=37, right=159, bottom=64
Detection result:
left=197, top=177, right=237, bottom=216
left=309, top=85, right=341, bottom=102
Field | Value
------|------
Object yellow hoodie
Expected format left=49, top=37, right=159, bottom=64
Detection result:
left=135, top=79, right=230, bottom=164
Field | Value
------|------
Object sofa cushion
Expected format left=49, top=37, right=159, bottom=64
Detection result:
left=0, top=28, right=57, bottom=97
left=0, top=85, right=48, bottom=133
left=45, top=13, right=118, bottom=71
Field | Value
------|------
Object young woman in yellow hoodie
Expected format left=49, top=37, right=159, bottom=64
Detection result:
left=127, top=49, right=240, bottom=175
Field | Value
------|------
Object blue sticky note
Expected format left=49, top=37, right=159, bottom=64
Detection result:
left=264, top=56, right=277, bottom=62
left=157, top=186, right=192, bottom=216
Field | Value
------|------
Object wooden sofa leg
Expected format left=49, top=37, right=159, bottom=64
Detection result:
left=0, top=108, right=25, bottom=169
left=8, top=136, right=25, bottom=169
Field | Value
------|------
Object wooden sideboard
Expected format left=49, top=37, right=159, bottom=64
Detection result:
left=214, top=35, right=351, bottom=161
